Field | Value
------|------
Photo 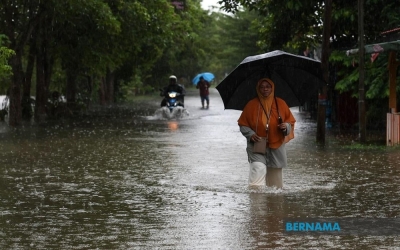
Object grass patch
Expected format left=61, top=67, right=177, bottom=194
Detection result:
left=341, top=143, right=387, bottom=150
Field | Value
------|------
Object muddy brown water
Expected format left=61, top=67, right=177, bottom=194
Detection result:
left=1, top=88, right=400, bottom=249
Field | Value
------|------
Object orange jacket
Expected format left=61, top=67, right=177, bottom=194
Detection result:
left=238, top=97, right=296, bottom=149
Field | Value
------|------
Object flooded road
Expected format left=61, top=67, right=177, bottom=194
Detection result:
left=1, top=88, right=400, bottom=249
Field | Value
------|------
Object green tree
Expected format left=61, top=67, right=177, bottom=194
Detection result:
left=144, top=0, right=216, bottom=89
left=0, top=35, right=14, bottom=89
left=0, top=0, right=42, bottom=126
left=0, top=0, right=182, bottom=124
left=210, top=10, right=261, bottom=80
left=218, top=0, right=400, bottom=130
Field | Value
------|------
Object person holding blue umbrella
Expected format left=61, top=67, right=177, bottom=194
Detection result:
left=196, top=76, right=211, bottom=109
left=192, top=72, right=214, bottom=85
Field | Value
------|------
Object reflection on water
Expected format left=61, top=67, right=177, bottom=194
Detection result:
left=1, top=89, right=400, bottom=249
left=167, top=121, right=179, bottom=131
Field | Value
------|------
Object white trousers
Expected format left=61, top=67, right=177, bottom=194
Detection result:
left=249, top=162, right=266, bottom=186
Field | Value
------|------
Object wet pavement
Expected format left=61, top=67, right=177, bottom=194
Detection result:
left=1, top=88, right=400, bottom=249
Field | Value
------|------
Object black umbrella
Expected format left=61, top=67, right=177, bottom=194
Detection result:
left=216, top=50, right=326, bottom=110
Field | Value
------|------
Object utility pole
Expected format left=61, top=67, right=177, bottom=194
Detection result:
left=316, top=0, right=332, bottom=145
left=358, top=0, right=366, bottom=142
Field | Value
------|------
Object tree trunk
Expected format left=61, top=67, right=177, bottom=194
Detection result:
left=316, top=0, right=332, bottom=145
left=105, top=68, right=115, bottom=104
left=8, top=50, right=23, bottom=126
left=34, top=13, right=55, bottom=123
left=4, top=6, right=23, bottom=126
left=3, top=1, right=40, bottom=127
left=85, top=75, right=93, bottom=109
left=34, top=38, right=48, bottom=123
left=66, top=69, right=77, bottom=111
left=22, top=37, right=36, bottom=120
left=358, top=0, right=366, bottom=143
left=99, top=76, right=106, bottom=105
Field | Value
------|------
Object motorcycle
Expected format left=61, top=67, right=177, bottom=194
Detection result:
left=157, top=89, right=188, bottom=119
left=160, top=89, right=184, bottom=113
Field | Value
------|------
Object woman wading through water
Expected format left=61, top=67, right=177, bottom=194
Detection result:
left=237, top=78, right=296, bottom=188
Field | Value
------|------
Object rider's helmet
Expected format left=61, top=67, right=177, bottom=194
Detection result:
left=169, top=75, right=177, bottom=84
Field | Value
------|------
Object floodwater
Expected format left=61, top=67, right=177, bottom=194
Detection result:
left=1, top=88, right=400, bottom=249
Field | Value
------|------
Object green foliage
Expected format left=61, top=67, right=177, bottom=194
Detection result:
left=0, top=46, right=14, bottom=76
left=53, top=0, right=122, bottom=74
left=331, top=49, right=400, bottom=102
left=110, top=0, right=184, bottom=95
left=220, top=11, right=261, bottom=74
left=221, top=0, right=325, bottom=51
left=330, top=50, right=358, bottom=95
left=143, top=0, right=218, bottom=88
left=0, top=35, right=14, bottom=73
left=0, top=0, right=398, bottom=126
left=119, top=71, right=154, bottom=102
left=365, top=56, right=390, bottom=99
left=0, top=35, right=14, bottom=93
left=217, top=0, right=400, bottom=132
left=342, top=143, right=386, bottom=150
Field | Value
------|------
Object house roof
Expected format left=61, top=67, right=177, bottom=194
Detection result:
left=346, top=40, right=400, bottom=56
left=346, top=27, right=400, bottom=56
left=381, top=27, right=400, bottom=35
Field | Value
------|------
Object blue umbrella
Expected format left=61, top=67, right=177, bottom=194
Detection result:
left=192, top=72, right=215, bottom=85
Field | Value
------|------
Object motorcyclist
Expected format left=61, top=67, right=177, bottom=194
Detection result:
left=160, top=75, right=186, bottom=107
